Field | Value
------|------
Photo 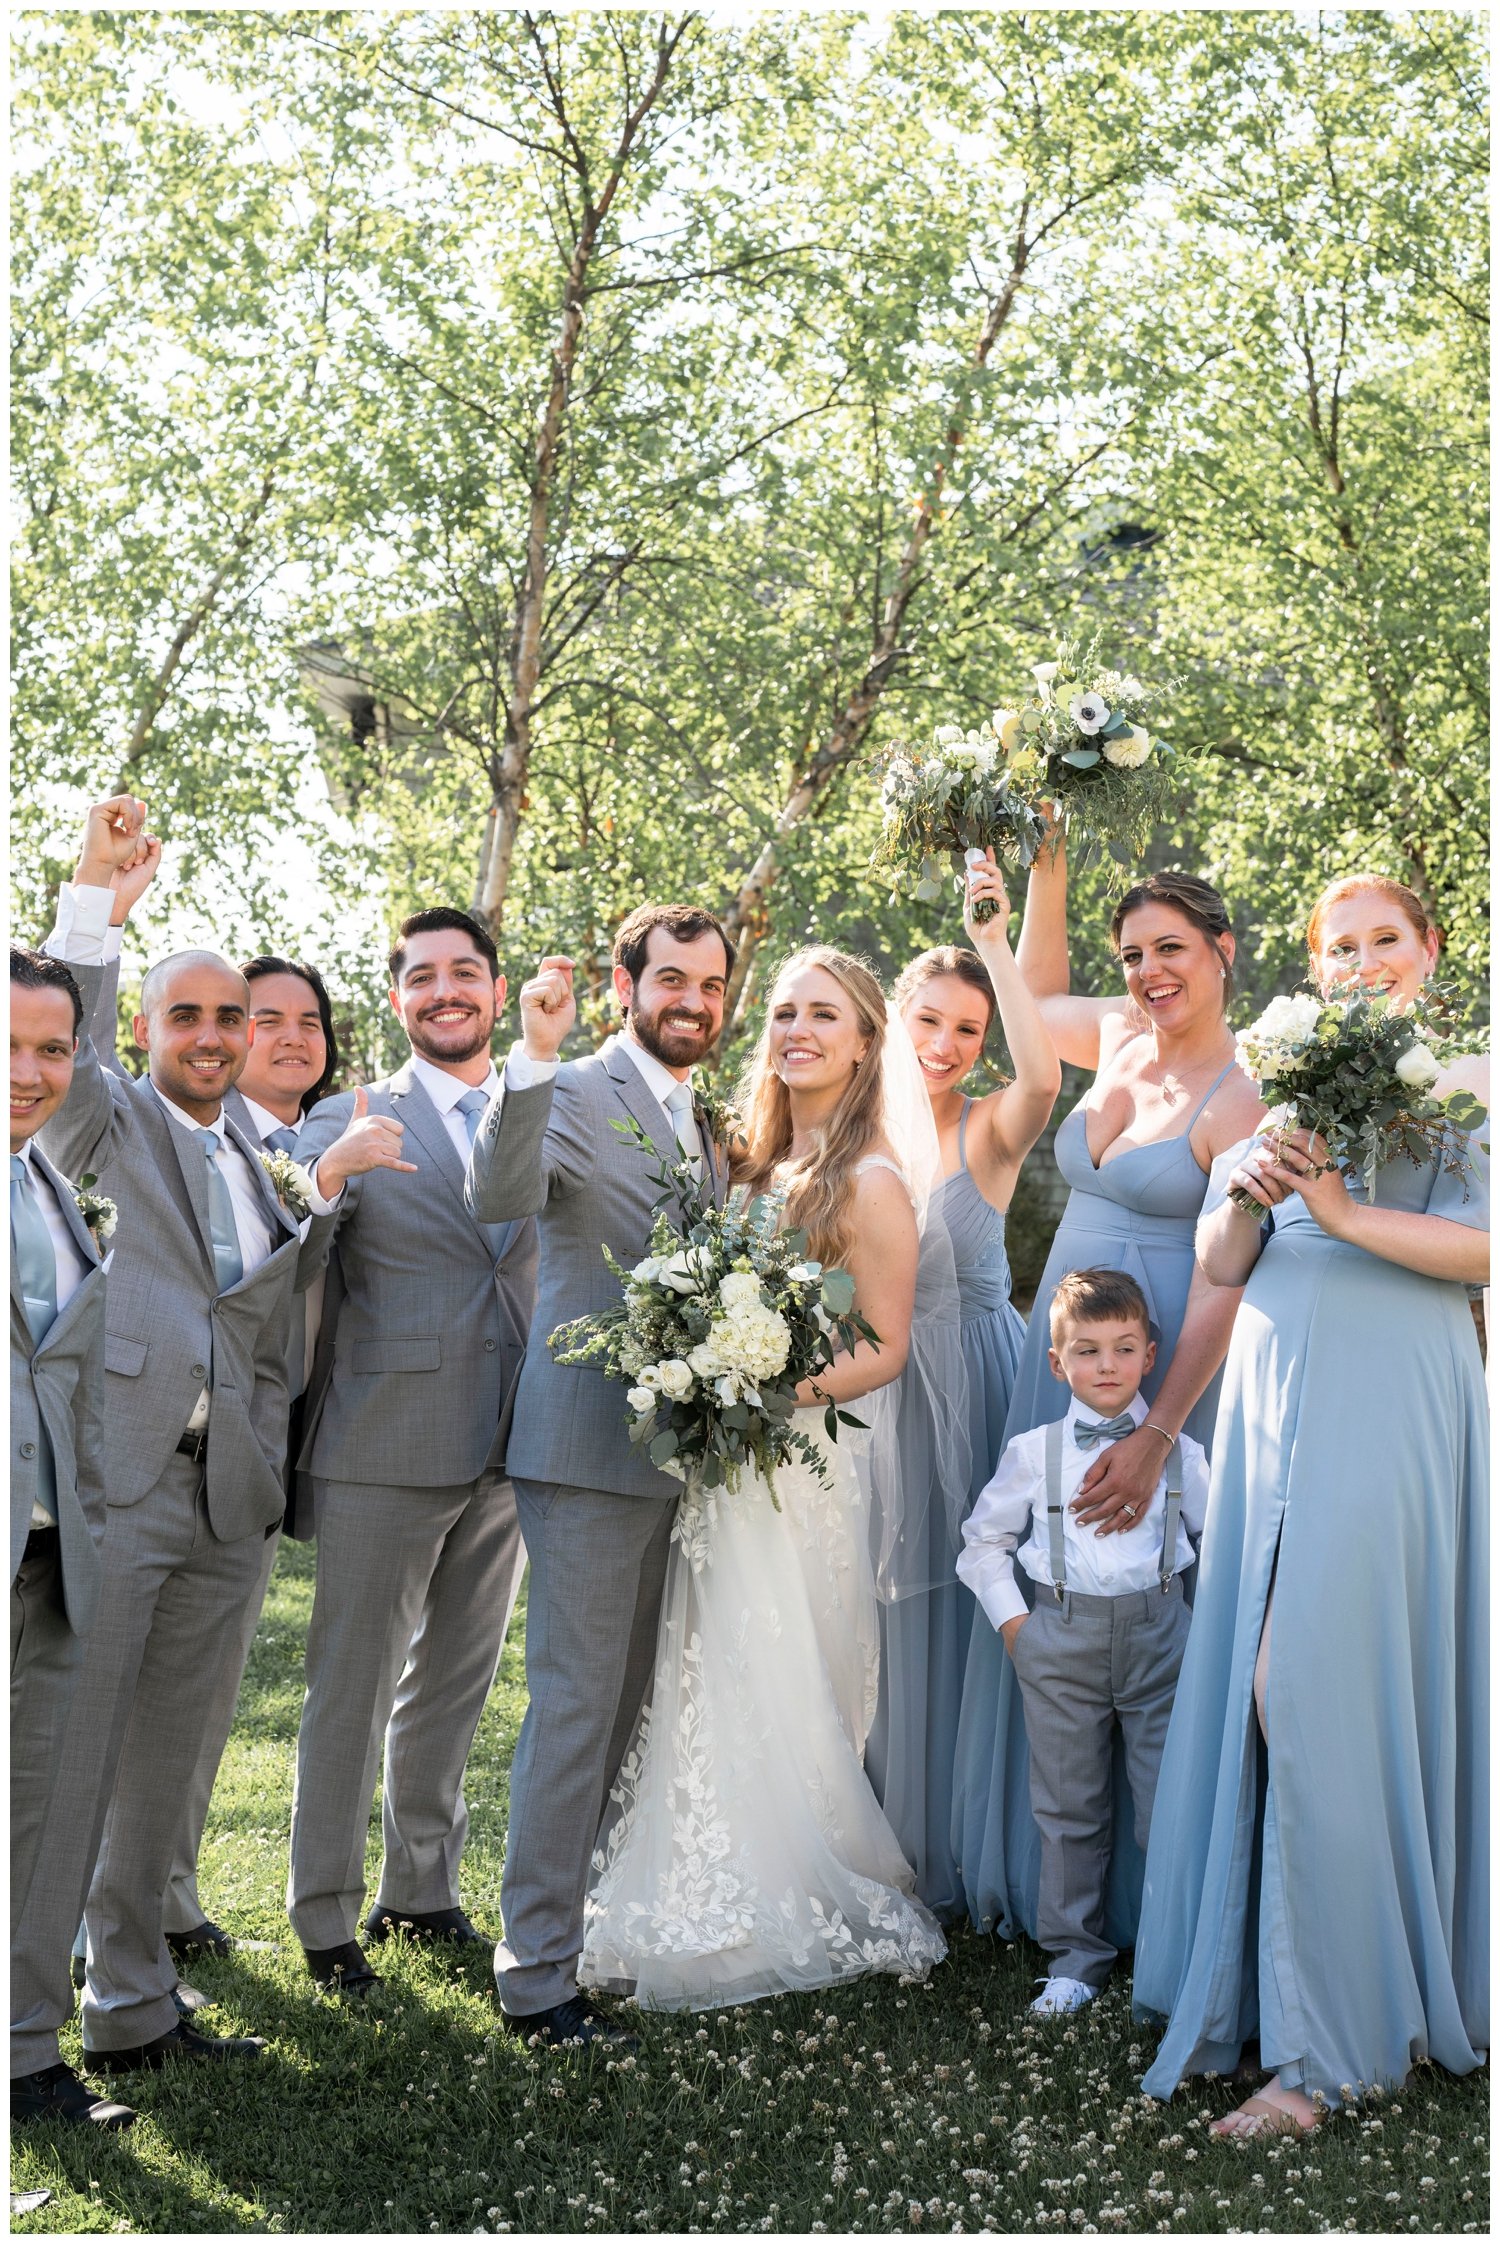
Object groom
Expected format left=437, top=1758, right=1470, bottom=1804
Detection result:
left=465, top=903, right=734, bottom=2045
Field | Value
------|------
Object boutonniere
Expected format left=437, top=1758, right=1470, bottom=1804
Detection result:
left=73, top=1174, right=118, bottom=1248
left=258, top=1148, right=314, bottom=1221
left=691, top=1076, right=745, bottom=1163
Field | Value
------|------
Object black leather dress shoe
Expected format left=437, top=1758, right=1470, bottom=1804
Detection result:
left=88, top=2020, right=266, bottom=2074
left=498, top=1993, right=639, bottom=2051
left=364, top=1903, right=485, bottom=1948
left=303, top=1939, right=382, bottom=1997
left=11, top=2062, right=137, bottom=2129
left=166, top=1919, right=232, bottom=1965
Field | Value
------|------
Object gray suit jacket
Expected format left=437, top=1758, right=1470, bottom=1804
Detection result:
left=37, top=958, right=328, bottom=1543
left=294, top=1062, right=538, bottom=1490
left=10, top=1146, right=109, bottom=1632
left=465, top=1035, right=727, bottom=1500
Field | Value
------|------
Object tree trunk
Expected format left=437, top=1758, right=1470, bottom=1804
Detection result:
left=719, top=211, right=1030, bottom=1032
left=471, top=21, right=690, bottom=936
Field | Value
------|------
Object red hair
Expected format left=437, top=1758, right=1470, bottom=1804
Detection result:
left=1305, top=876, right=1438, bottom=960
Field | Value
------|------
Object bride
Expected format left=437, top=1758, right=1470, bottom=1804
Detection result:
left=580, top=947, right=950, bottom=2008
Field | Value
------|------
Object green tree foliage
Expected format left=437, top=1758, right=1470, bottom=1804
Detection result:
left=12, top=7, right=1488, bottom=1072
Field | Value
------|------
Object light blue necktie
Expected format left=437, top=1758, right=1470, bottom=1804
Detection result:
left=456, top=1088, right=511, bottom=1262
left=264, top=1124, right=300, bottom=1155
left=11, top=1154, right=59, bottom=1520
left=1073, top=1411, right=1138, bottom=1450
left=197, top=1130, right=245, bottom=1293
left=664, top=1080, right=704, bottom=1180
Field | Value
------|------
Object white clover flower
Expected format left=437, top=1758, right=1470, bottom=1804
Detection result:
left=991, top=708, right=1025, bottom=757
left=1102, top=725, right=1152, bottom=768
left=627, top=1385, right=657, bottom=1414
left=1069, top=690, right=1110, bottom=735
left=1395, top=1042, right=1442, bottom=1092
left=656, top=1358, right=695, bottom=1399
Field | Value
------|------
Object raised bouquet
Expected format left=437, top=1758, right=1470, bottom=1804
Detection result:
left=1229, top=986, right=1487, bottom=1216
left=549, top=1121, right=879, bottom=1502
left=871, top=634, right=1179, bottom=917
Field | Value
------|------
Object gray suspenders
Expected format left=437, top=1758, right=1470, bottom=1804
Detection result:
left=1043, top=1418, right=1183, bottom=1601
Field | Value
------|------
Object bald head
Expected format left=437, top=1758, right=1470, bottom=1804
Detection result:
left=139, top=949, right=248, bottom=1018
left=133, top=951, right=253, bottom=1123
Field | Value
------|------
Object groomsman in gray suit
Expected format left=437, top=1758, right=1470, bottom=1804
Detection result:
left=159, top=955, right=344, bottom=1969
left=12, top=798, right=382, bottom=2084
left=10, top=947, right=135, bottom=2131
left=288, top=906, right=535, bottom=1996
left=465, top=902, right=733, bottom=2046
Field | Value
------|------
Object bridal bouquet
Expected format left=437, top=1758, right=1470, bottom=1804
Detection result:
left=871, top=636, right=1179, bottom=915
left=549, top=1123, right=878, bottom=1502
left=1229, top=986, right=1487, bottom=1216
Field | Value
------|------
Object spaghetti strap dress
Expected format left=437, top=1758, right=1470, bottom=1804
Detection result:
left=1136, top=1131, right=1489, bottom=2100
left=866, top=1099, right=1027, bottom=1914
left=949, top=1062, right=1238, bottom=1942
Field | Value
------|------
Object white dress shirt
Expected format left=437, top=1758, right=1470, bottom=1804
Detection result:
left=15, top=1140, right=96, bottom=1524
left=408, top=1052, right=501, bottom=1163
left=957, top=1392, right=1209, bottom=1630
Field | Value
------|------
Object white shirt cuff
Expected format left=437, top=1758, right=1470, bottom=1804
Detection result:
left=504, top=1044, right=559, bottom=1089
left=44, top=884, right=122, bottom=964
left=955, top=1548, right=1027, bottom=1631
left=304, top=1177, right=344, bottom=1218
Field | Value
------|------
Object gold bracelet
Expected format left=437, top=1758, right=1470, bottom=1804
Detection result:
left=1144, top=1420, right=1176, bottom=1449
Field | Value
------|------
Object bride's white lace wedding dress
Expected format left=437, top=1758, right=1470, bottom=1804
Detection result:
left=580, top=1338, right=947, bottom=2008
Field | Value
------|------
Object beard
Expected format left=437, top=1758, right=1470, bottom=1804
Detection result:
left=629, top=996, right=716, bottom=1069
left=406, top=1005, right=495, bottom=1065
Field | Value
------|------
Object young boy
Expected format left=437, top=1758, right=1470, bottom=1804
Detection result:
left=956, top=1266, right=1209, bottom=2017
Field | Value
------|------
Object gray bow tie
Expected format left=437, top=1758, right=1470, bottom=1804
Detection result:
left=1073, top=1411, right=1137, bottom=1450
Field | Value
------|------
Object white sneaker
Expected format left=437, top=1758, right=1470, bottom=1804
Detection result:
left=1029, top=1975, right=1097, bottom=2017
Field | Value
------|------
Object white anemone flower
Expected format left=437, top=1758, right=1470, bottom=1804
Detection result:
left=1069, top=691, right=1110, bottom=735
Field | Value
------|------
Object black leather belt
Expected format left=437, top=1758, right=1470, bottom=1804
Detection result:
left=22, top=1523, right=59, bottom=1566
left=175, top=1428, right=209, bottom=1464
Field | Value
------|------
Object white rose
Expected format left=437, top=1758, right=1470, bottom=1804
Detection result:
left=933, top=724, right=964, bottom=746
left=1069, top=691, right=1110, bottom=735
left=631, top=1255, right=664, bottom=1284
left=655, top=1358, right=695, bottom=1399
left=657, top=1249, right=708, bottom=1295
left=991, top=708, right=1025, bottom=757
left=1101, top=725, right=1151, bottom=769
left=627, top=1386, right=657, bottom=1414
left=1395, top=1042, right=1442, bottom=1092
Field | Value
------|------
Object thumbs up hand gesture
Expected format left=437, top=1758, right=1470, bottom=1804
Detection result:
left=312, top=1084, right=420, bottom=1196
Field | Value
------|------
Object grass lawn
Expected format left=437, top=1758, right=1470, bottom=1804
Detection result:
left=12, top=1539, right=1489, bottom=2235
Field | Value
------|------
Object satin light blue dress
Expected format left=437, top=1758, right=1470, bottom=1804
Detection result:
left=950, top=1065, right=1235, bottom=1941
left=866, top=1099, right=1026, bottom=1916
left=1136, top=1133, right=1489, bottom=2101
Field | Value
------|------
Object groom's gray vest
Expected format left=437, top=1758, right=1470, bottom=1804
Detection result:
left=466, top=1035, right=725, bottom=1500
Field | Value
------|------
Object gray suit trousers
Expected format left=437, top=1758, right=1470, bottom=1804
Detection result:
left=286, top=1469, right=525, bottom=1951
left=10, top=1538, right=88, bottom=1938
left=10, top=1455, right=273, bottom=2068
left=495, top=1479, right=677, bottom=2017
left=162, top=1528, right=281, bottom=1936
left=1011, top=1576, right=1191, bottom=1988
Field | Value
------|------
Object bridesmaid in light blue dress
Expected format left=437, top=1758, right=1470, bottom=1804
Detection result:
left=865, top=850, right=1060, bottom=1915
left=1136, top=875, right=1489, bottom=2135
left=950, top=837, right=1264, bottom=1948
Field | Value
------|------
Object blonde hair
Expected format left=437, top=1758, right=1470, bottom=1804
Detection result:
left=733, top=946, right=888, bottom=1269
left=1305, top=875, right=1438, bottom=961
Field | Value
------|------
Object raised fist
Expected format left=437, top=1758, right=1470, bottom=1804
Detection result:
left=518, top=955, right=576, bottom=1062
left=77, top=796, right=149, bottom=884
